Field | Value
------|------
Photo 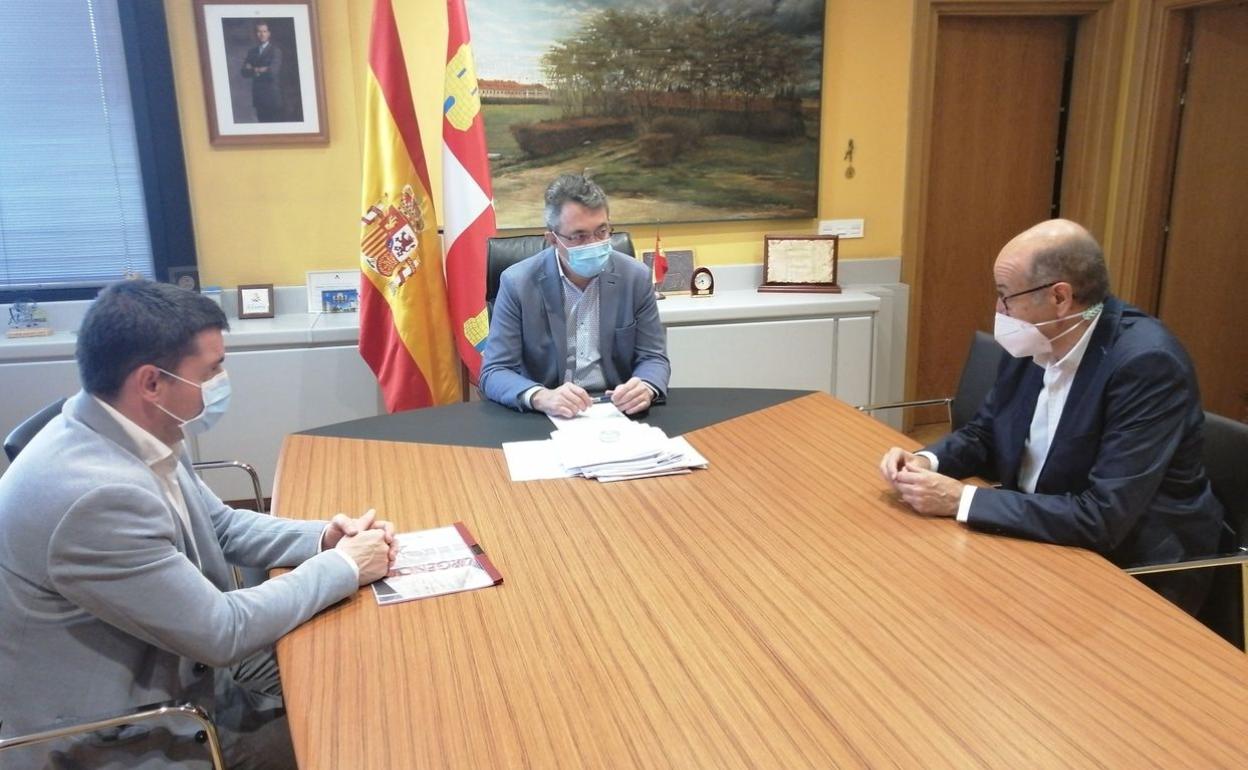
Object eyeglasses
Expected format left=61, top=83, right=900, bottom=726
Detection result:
left=997, top=281, right=1057, bottom=314
left=551, top=224, right=613, bottom=247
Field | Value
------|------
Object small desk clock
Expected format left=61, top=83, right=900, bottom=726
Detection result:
left=690, top=267, right=714, bottom=297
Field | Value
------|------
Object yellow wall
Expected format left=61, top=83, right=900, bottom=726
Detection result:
left=166, top=0, right=914, bottom=288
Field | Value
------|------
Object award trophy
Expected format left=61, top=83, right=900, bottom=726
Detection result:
left=7, top=300, right=53, bottom=339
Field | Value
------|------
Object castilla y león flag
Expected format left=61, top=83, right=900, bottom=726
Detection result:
left=442, top=0, right=496, bottom=384
left=358, top=0, right=459, bottom=412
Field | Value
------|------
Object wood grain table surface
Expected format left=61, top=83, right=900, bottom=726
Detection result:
left=272, top=392, right=1248, bottom=769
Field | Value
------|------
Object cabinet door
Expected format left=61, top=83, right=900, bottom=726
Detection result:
left=835, top=316, right=874, bottom=406
left=667, top=318, right=837, bottom=392
left=194, top=346, right=382, bottom=502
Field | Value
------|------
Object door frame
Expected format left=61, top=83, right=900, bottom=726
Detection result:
left=902, top=0, right=1127, bottom=404
left=1107, top=0, right=1233, bottom=312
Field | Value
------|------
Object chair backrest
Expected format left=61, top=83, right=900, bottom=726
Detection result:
left=950, top=331, right=1005, bottom=431
left=1202, top=411, right=1248, bottom=546
left=4, top=397, right=68, bottom=462
left=485, top=231, right=635, bottom=307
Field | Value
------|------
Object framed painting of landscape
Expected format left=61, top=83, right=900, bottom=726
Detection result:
left=466, top=0, right=825, bottom=228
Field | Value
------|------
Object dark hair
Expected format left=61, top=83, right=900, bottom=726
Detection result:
left=544, top=173, right=609, bottom=231
left=77, top=279, right=229, bottom=398
left=1028, top=229, right=1111, bottom=305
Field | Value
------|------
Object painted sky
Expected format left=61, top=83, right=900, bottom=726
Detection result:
left=467, top=0, right=825, bottom=84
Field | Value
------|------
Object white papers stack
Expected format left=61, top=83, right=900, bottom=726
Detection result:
left=502, top=410, right=708, bottom=482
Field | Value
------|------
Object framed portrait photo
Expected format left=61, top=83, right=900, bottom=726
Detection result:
left=192, top=0, right=328, bottom=146
left=237, top=283, right=275, bottom=319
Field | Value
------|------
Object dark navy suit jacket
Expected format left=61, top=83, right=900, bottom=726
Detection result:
left=926, top=297, right=1222, bottom=609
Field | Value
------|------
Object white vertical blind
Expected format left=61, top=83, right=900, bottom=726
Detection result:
left=0, top=0, right=153, bottom=290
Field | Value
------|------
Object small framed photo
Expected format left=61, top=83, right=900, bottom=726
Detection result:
left=168, top=266, right=202, bottom=293
left=192, top=0, right=328, bottom=146
left=237, top=283, right=275, bottom=319
left=641, top=249, right=695, bottom=294
left=759, top=234, right=841, bottom=294
left=306, top=269, right=359, bottom=314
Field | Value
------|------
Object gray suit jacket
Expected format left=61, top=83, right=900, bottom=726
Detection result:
left=480, top=247, right=671, bottom=408
left=0, top=392, right=358, bottom=769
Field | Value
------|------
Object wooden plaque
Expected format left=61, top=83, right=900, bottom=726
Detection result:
left=759, top=234, right=841, bottom=293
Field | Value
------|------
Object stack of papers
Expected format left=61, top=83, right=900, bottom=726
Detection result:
left=502, top=403, right=708, bottom=482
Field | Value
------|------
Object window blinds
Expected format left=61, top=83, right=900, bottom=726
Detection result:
left=0, top=0, right=154, bottom=291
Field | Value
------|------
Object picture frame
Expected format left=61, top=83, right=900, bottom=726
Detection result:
left=237, top=283, right=275, bottom=319
left=168, top=266, right=202, bottom=293
left=192, top=0, right=329, bottom=146
left=640, top=249, right=695, bottom=295
left=306, top=269, right=359, bottom=314
left=759, top=234, right=841, bottom=294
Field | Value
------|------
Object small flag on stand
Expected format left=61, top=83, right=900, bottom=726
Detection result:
left=653, top=229, right=669, bottom=298
left=357, top=0, right=460, bottom=412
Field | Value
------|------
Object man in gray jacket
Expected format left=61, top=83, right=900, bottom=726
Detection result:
left=0, top=280, right=394, bottom=769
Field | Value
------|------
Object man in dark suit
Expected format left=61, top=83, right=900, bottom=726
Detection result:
left=880, top=219, right=1223, bottom=613
left=240, top=21, right=282, bottom=122
left=480, top=174, right=670, bottom=418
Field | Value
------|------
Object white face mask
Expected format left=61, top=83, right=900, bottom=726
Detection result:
left=156, top=369, right=231, bottom=435
left=994, top=304, right=1102, bottom=359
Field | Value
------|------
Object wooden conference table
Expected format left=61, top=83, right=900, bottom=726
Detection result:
left=273, top=389, right=1248, bottom=768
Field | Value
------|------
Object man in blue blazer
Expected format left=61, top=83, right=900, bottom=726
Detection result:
left=480, top=174, right=670, bottom=418
left=0, top=281, right=395, bottom=769
left=880, top=220, right=1222, bottom=612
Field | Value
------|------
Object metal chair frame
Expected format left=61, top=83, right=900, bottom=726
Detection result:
left=0, top=701, right=226, bottom=769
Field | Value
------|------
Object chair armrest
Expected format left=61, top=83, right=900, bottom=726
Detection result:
left=1123, top=549, right=1248, bottom=575
left=858, top=396, right=953, bottom=414
left=192, top=460, right=265, bottom=513
left=0, top=700, right=225, bottom=770
left=193, top=459, right=265, bottom=589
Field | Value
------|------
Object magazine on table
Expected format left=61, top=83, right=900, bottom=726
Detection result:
left=371, top=522, right=503, bottom=606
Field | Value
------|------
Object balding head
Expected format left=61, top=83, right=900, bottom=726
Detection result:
left=999, top=219, right=1109, bottom=306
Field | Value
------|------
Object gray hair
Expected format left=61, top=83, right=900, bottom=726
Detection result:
left=1026, top=225, right=1111, bottom=305
left=543, top=174, right=609, bottom=231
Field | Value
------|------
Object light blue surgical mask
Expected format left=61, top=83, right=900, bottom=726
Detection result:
left=555, top=234, right=612, bottom=278
left=156, top=369, right=231, bottom=435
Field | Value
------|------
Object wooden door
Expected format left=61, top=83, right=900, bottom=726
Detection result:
left=915, top=16, right=1073, bottom=425
left=1157, top=3, right=1248, bottom=422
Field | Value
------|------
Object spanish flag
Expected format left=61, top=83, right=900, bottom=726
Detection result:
left=359, top=0, right=459, bottom=411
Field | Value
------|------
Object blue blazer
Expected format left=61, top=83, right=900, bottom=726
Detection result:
left=927, top=297, right=1223, bottom=599
left=480, top=247, right=670, bottom=409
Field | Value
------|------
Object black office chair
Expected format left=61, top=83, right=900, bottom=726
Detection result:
left=858, top=330, right=1004, bottom=431
left=485, top=231, right=635, bottom=315
left=1126, top=412, right=1248, bottom=649
left=3, top=398, right=68, bottom=462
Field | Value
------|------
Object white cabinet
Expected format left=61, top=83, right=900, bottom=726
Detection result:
left=192, top=345, right=382, bottom=502
left=668, top=318, right=837, bottom=391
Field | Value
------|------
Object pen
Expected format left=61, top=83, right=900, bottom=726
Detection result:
left=592, top=393, right=613, bottom=403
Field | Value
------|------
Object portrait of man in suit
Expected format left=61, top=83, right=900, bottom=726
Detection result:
left=240, top=20, right=283, bottom=122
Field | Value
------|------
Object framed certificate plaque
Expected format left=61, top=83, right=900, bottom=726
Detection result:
left=759, top=234, right=841, bottom=293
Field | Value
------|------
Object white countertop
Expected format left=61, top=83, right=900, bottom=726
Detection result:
left=0, top=259, right=901, bottom=363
